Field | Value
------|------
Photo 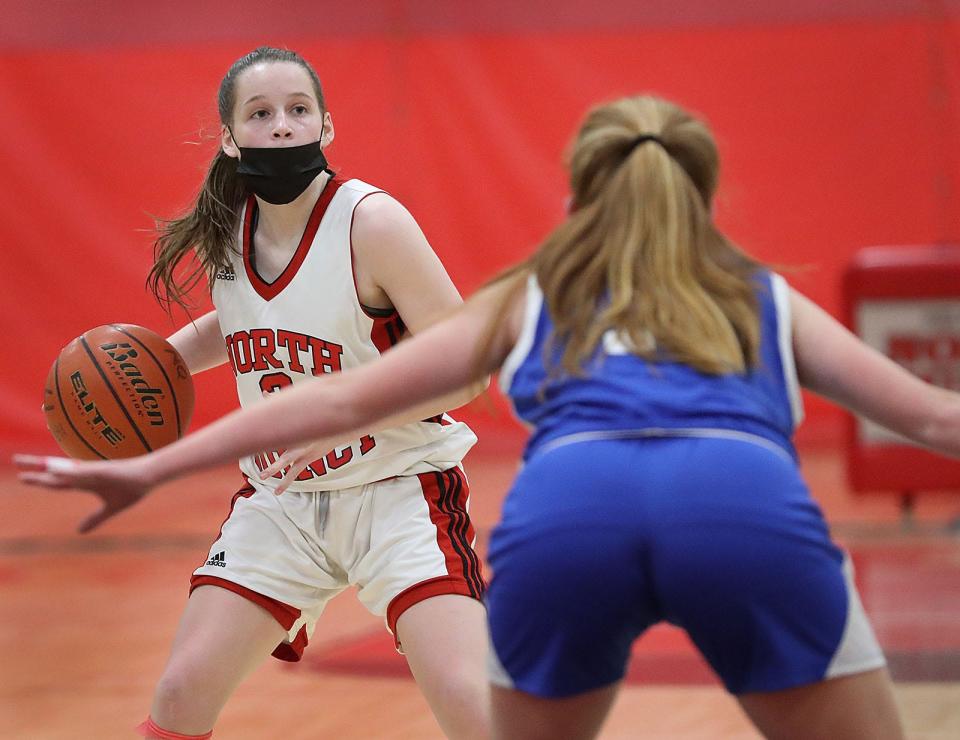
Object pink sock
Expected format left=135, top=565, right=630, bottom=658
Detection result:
left=136, top=717, right=213, bottom=739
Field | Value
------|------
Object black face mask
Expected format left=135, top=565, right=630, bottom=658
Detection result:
left=234, top=138, right=330, bottom=205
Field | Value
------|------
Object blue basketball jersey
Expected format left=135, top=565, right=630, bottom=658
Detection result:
left=499, top=271, right=803, bottom=462
left=488, top=272, right=886, bottom=698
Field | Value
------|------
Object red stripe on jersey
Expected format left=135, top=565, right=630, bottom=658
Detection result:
left=348, top=190, right=387, bottom=314
left=345, top=189, right=410, bottom=353
left=243, top=176, right=343, bottom=301
left=368, top=311, right=407, bottom=354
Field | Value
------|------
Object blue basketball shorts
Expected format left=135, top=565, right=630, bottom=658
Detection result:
left=485, top=435, right=885, bottom=698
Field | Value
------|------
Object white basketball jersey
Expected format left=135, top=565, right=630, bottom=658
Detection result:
left=212, top=177, right=476, bottom=491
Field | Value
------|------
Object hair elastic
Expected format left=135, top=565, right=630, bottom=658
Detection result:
left=628, top=134, right=667, bottom=152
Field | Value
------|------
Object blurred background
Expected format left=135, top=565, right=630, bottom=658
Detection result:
left=4, top=0, right=960, bottom=451
left=2, top=1, right=959, bottom=737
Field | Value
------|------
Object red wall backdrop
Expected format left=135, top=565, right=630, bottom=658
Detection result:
left=3, top=1, right=960, bottom=454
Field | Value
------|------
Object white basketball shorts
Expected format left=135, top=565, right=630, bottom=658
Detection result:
left=190, top=466, right=484, bottom=661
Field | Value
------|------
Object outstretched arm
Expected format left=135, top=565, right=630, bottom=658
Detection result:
left=791, top=288, right=960, bottom=457
left=15, top=278, right=525, bottom=530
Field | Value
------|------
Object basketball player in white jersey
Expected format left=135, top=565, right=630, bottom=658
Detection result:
left=37, top=47, right=489, bottom=740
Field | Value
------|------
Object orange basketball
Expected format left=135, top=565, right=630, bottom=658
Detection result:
left=43, top=324, right=195, bottom=460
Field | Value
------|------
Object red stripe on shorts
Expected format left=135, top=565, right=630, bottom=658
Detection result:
left=387, top=468, right=486, bottom=649
left=418, top=468, right=485, bottom=599
left=387, top=574, right=478, bottom=648
left=385, top=469, right=486, bottom=647
left=188, top=479, right=308, bottom=662
left=188, top=575, right=307, bottom=662
left=198, top=478, right=256, bottom=569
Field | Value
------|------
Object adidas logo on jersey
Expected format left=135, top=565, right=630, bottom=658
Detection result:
left=215, top=268, right=236, bottom=281
left=205, top=551, right=227, bottom=567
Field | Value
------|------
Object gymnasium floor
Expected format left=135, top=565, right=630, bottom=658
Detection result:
left=1, top=441, right=958, bottom=739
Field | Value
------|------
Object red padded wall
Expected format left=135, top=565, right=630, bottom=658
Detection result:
left=3, top=2, right=960, bottom=454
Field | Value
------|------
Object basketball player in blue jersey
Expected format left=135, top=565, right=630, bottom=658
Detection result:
left=22, top=94, right=951, bottom=738
left=19, top=47, right=489, bottom=740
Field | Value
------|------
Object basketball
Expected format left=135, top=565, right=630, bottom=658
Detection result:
left=42, top=324, right=195, bottom=460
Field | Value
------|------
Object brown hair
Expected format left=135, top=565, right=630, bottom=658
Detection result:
left=147, top=47, right=326, bottom=309
left=489, top=95, right=763, bottom=377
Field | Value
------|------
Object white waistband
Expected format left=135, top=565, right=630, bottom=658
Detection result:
left=534, top=427, right=794, bottom=464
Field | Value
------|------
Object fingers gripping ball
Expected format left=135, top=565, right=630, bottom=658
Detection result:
left=43, top=324, right=195, bottom=460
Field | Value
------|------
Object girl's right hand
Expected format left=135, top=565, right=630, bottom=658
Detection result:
left=258, top=441, right=335, bottom=496
left=13, top=454, right=155, bottom=533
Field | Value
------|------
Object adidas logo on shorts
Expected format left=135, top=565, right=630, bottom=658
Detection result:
left=205, top=551, right=227, bottom=567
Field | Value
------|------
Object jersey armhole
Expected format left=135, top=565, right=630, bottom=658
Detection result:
left=348, top=188, right=393, bottom=319
left=498, top=274, right=543, bottom=394
left=770, top=273, right=805, bottom=428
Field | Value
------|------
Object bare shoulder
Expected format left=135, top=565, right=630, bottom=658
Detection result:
left=351, top=191, right=427, bottom=254
left=350, top=189, right=460, bottom=332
